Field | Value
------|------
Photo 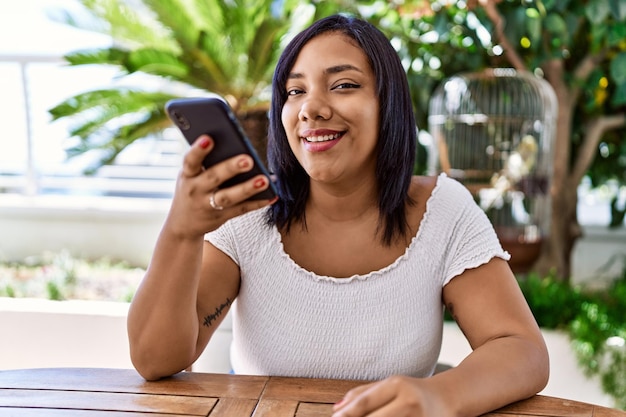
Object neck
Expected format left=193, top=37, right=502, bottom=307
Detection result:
left=305, top=178, right=379, bottom=223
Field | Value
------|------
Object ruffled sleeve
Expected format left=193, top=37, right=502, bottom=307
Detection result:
left=433, top=175, right=510, bottom=286
left=205, top=217, right=239, bottom=266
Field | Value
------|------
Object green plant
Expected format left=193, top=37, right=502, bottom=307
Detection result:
left=0, top=251, right=143, bottom=302
left=517, top=273, right=587, bottom=330
left=516, top=270, right=626, bottom=410
left=372, top=0, right=626, bottom=280
left=569, top=275, right=626, bottom=410
left=47, top=0, right=320, bottom=171
left=47, top=0, right=625, bottom=279
left=46, top=280, right=64, bottom=301
left=0, top=284, right=15, bottom=298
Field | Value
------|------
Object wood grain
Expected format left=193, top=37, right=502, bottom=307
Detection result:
left=252, top=399, right=299, bottom=417
left=0, top=389, right=216, bottom=415
left=260, top=376, right=365, bottom=403
left=0, top=368, right=624, bottom=417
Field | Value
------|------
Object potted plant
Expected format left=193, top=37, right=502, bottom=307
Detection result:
left=47, top=0, right=329, bottom=170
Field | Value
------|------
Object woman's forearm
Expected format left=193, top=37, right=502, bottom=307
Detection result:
left=430, top=334, right=549, bottom=417
left=127, top=224, right=205, bottom=380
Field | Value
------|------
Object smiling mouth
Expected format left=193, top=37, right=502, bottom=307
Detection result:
left=302, top=132, right=344, bottom=142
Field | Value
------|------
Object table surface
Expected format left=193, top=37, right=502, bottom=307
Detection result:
left=0, top=367, right=624, bottom=417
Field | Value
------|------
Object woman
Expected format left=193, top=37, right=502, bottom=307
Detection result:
left=128, top=14, right=549, bottom=417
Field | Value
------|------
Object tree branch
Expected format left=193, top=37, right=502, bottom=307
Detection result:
left=571, top=113, right=626, bottom=186
left=543, top=59, right=569, bottom=102
left=570, top=49, right=609, bottom=104
left=481, top=0, right=527, bottom=71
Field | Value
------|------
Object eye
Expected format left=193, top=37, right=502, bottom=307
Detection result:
left=333, top=82, right=361, bottom=90
left=287, top=88, right=304, bottom=96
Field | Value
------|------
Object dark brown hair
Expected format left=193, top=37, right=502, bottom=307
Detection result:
left=267, top=14, right=417, bottom=245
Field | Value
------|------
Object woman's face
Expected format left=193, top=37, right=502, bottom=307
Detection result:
left=281, top=32, right=380, bottom=186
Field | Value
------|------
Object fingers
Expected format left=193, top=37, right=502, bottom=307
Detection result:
left=332, top=381, right=393, bottom=417
left=206, top=175, right=273, bottom=212
left=182, top=135, right=214, bottom=177
left=181, top=133, right=265, bottom=196
left=168, top=134, right=278, bottom=239
left=201, top=153, right=256, bottom=193
left=332, top=376, right=433, bottom=417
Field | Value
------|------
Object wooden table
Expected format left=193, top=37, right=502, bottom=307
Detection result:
left=0, top=367, right=624, bottom=416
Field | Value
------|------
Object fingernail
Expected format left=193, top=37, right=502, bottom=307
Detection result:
left=238, top=157, right=251, bottom=169
left=253, top=178, right=266, bottom=189
left=199, top=136, right=211, bottom=149
left=333, top=399, right=345, bottom=410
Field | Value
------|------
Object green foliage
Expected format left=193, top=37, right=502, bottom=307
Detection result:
left=517, top=273, right=587, bottom=329
left=516, top=270, right=626, bottom=409
left=46, top=281, right=64, bottom=301
left=51, top=0, right=624, bottom=195
left=47, top=0, right=323, bottom=171
left=0, top=284, right=15, bottom=298
left=569, top=274, right=626, bottom=409
left=368, top=1, right=626, bottom=225
left=0, top=251, right=143, bottom=302
left=446, top=268, right=626, bottom=407
left=49, top=88, right=176, bottom=173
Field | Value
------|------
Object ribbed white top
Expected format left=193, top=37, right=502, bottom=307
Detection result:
left=206, top=174, right=509, bottom=380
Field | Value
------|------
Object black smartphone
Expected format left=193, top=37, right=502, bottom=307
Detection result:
left=165, top=97, right=277, bottom=200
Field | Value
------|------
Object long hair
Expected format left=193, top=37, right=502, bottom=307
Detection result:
left=267, top=14, right=417, bottom=246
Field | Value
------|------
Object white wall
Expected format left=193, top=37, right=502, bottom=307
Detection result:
left=0, top=194, right=169, bottom=268
left=571, top=225, right=626, bottom=287
left=0, top=297, right=233, bottom=373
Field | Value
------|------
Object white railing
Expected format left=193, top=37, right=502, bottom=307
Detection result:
left=0, top=54, right=182, bottom=199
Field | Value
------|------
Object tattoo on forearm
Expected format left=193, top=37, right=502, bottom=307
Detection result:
left=203, top=298, right=232, bottom=327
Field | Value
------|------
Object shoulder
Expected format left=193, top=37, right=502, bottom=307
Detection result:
left=408, top=173, right=470, bottom=205
left=205, top=207, right=274, bottom=263
left=405, top=173, right=478, bottom=234
left=206, top=207, right=272, bottom=242
left=409, top=174, right=437, bottom=200
left=404, top=175, right=437, bottom=233
left=222, top=206, right=270, bottom=229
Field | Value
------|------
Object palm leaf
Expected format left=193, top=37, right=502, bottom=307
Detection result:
left=50, top=0, right=177, bottom=51
left=247, top=18, right=285, bottom=84
left=64, top=97, right=175, bottom=172
left=63, top=47, right=128, bottom=66
left=51, top=89, right=175, bottom=147
left=144, top=0, right=233, bottom=92
left=142, top=0, right=204, bottom=50
left=49, top=0, right=314, bottom=171
left=125, top=48, right=189, bottom=79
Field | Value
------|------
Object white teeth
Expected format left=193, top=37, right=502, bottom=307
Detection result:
left=304, top=133, right=341, bottom=142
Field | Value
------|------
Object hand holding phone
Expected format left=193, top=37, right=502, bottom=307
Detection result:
left=166, top=97, right=277, bottom=201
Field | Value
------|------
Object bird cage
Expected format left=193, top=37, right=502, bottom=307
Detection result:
left=428, top=68, right=558, bottom=273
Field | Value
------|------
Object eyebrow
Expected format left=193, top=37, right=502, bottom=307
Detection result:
left=288, top=64, right=364, bottom=79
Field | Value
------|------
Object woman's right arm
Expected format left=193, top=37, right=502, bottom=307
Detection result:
left=127, top=135, right=275, bottom=380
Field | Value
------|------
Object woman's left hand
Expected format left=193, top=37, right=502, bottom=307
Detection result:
left=331, top=375, right=451, bottom=417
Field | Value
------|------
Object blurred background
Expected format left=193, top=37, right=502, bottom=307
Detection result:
left=1, top=0, right=624, bottom=277
left=0, top=0, right=625, bottom=408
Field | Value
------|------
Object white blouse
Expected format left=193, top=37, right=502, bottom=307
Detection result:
left=206, top=174, right=509, bottom=380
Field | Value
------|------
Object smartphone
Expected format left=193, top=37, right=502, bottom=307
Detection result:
left=165, top=97, right=277, bottom=200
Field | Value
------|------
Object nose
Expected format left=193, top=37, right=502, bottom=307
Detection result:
left=298, top=94, right=332, bottom=121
